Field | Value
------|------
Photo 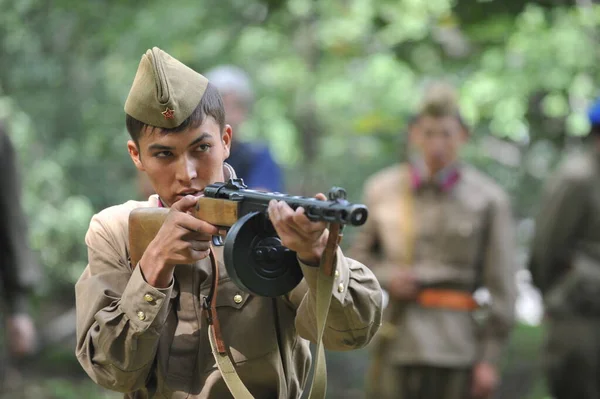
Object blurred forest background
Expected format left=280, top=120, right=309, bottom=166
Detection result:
left=1, top=0, right=599, bottom=397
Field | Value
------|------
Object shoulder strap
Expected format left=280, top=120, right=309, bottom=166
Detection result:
left=366, top=165, right=416, bottom=396
left=379, top=165, right=416, bottom=323
left=400, top=165, right=416, bottom=266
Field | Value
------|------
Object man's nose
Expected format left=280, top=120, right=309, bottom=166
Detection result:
left=431, top=136, right=447, bottom=154
left=176, top=156, right=198, bottom=183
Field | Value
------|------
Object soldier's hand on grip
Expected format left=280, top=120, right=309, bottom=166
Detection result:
left=140, top=195, right=219, bottom=287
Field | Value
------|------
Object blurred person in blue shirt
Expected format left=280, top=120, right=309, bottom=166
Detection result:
left=205, top=65, right=283, bottom=192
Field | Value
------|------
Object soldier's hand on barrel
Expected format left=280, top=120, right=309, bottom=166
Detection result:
left=471, top=361, right=498, bottom=398
left=267, top=193, right=328, bottom=266
left=140, top=195, right=220, bottom=287
left=388, top=269, right=419, bottom=301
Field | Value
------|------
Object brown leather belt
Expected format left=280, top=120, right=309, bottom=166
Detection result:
left=416, top=288, right=478, bottom=311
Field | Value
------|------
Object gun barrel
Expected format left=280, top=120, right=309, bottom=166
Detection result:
left=204, top=180, right=368, bottom=226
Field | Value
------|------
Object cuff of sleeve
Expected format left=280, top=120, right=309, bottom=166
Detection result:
left=120, top=265, right=173, bottom=333
left=298, top=247, right=350, bottom=303
left=479, top=337, right=504, bottom=366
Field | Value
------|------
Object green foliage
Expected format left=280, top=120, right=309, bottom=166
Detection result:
left=1, top=0, right=597, bottom=396
left=0, top=0, right=599, bottom=284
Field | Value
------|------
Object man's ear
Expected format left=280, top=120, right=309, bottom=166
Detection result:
left=222, top=124, right=233, bottom=160
left=127, top=140, right=145, bottom=171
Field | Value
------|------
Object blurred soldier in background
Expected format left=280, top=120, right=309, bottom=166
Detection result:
left=351, top=82, right=517, bottom=399
left=529, top=98, right=600, bottom=399
left=0, top=122, right=40, bottom=385
left=205, top=65, right=284, bottom=192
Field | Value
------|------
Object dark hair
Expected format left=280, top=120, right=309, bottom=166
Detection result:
left=126, top=82, right=226, bottom=145
left=416, top=81, right=469, bottom=131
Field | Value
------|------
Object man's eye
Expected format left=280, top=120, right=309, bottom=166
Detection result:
left=154, top=151, right=173, bottom=158
left=196, top=144, right=211, bottom=152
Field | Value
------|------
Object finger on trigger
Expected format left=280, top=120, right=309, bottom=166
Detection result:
left=182, top=231, right=213, bottom=242
left=180, top=214, right=219, bottom=235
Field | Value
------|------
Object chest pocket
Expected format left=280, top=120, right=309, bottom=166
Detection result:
left=202, top=278, right=279, bottom=372
left=441, top=203, right=487, bottom=266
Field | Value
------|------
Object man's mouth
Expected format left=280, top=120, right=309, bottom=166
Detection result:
left=177, top=189, right=204, bottom=197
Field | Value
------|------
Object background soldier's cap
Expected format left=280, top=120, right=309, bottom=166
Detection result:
left=124, top=47, right=208, bottom=129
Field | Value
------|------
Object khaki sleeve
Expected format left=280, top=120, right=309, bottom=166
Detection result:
left=289, top=248, right=383, bottom=351
left=528, top=172, right=588, bottom=294
left=75, top=214, right=172, bottom=393
left=478, top=193, right=517, bottom=365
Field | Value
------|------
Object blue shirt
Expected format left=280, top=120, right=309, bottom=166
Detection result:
left=226, top=141, right=284, bottom=192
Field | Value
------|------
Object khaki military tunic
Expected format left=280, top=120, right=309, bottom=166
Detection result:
left=529, top=149, right=600, bottom=298
left=75, top=194, right=383, bottom=398
left=351, top=162, right=516, bottom=369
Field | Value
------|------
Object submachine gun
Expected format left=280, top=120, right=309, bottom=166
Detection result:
left=128, top=178, right=368, bottom=297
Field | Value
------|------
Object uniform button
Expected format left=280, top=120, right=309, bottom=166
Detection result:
left=337, top=283, right=344, bottom=293
left=233, top=294, right=243, bottom=304
left=143, top=294, right=155, bottom=303
left=137, top=311, right=146, bottom=321
left=334, top=269, right=340, bottom=278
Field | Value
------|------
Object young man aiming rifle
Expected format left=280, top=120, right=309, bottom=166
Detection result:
left=74, top=47, right=382, bottom=399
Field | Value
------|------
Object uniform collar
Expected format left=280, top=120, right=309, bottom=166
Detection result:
left=409, top=158, right=461, bottom=192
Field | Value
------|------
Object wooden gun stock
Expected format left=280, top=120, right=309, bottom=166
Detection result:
left=128, top=197, right=239, bottom=268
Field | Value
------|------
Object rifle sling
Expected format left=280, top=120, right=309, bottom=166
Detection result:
left=205, top=247, right=254, bottom=398
left=205, top=225, right=341, bottom=399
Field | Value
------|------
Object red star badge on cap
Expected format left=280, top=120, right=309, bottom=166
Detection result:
left=161, top=107, right=175, bottom=120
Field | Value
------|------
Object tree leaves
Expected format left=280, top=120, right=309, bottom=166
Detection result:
left=1, top=0, right=600, bottom=283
